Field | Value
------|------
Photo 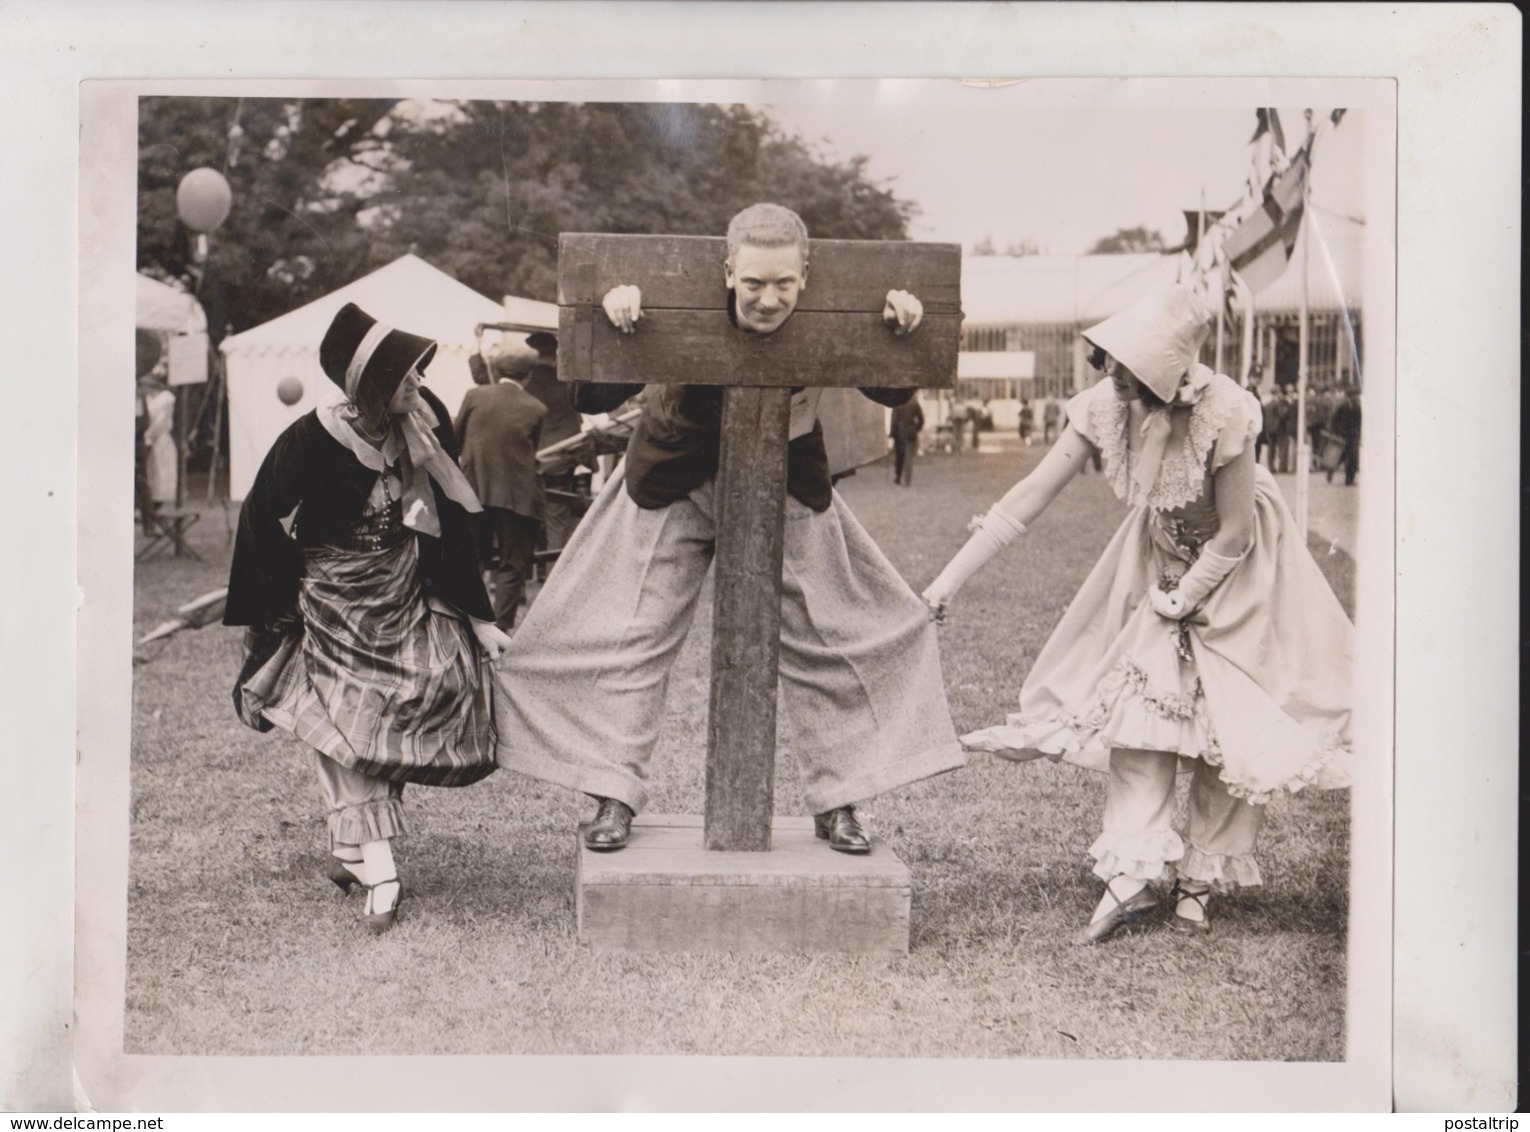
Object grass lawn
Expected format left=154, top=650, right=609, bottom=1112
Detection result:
left=126, top=442, right=1352, bottom=1060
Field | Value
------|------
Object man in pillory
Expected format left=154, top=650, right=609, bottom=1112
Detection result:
left=495, top=203, right=966, bottom=859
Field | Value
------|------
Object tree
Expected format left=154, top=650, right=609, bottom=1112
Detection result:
left=137, top=98, right=919, bottom=337
left=1086, top=226, right=1167, bottom=255
left=138, top=98, right=919, bottom=469
left=138, top=97, right=401, bottom=345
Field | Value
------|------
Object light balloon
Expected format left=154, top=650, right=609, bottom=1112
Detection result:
left=176, top=168, right=233, bottom=233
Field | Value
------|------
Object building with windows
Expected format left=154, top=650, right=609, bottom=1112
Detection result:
left=956, top=212, right=1364, bottom=421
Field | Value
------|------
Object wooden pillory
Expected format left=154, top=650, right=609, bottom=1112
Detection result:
left=558, top=233, right=959, bottom=952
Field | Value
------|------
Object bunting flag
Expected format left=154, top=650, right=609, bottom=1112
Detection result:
left=1219, top=147, right=1309, bottom=291
left=1247, top=108, right=1291, bottom=201
left=1176, top=108, right=1345, bottom=296
left=1250, top=107, right=1287, bottom=151
left=1168, top=209, right=1226, bottom=256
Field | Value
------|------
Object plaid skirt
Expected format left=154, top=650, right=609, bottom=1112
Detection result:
left=237, top=535, right=497, bottom=787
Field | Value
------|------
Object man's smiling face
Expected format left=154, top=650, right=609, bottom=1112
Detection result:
left=725, top=243, right=808, bottom=336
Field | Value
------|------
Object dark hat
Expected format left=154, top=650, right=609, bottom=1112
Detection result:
left=319, top=303, right=437, bottom=427
left=492, top=351, right=536, bottom=380
left=525, top=331, right=558, bottom=357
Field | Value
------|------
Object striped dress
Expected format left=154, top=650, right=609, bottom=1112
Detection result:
left=237, top=493, right=497, bottom=788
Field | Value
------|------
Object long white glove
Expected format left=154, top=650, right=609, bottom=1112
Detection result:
left=1148, top=547, right=1243, bottom=619
left=921, top=509, right=1027, bottom=621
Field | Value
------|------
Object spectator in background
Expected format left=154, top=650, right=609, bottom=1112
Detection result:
left=516, top=332, right=584, bottom=551
left=1306, top=383, right=1333, bottom=470
left=138, top=361, right=178, bottom=514
left=951, top=400, right=972, bottom=449
left=1042, top=398, right=1061, bottom=443
left=1327, top=387, right=1361, bottom=486
left=1018, top=399, right=1035, bottom=446
left=1252, top=371, right=1274, bottom=468
left=455, top=354, right=548, bottom=631
left=1269, top=385, right=1296, bottom=473
left=889, top=393, right=924, bottom=487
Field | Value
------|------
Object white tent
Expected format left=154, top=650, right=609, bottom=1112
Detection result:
left=221, top=255, right=511, bottom=501
left=138, top=272, right=206, bottom=335
left=137, top=273, right=208, bottom=384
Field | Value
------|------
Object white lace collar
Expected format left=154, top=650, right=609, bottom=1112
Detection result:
left=1089, top=366, right=1242, bottom=512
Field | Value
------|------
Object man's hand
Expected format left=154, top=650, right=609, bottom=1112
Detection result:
left=471, top=619, right=514, bottom=661
left=883, top=289, right=923, bottom=336
left=602, top=285, right=643, bottom=334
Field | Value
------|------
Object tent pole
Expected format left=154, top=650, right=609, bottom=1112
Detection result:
left=174, top=388, right=187, bottom=511
left=1294, top=111, right=1313, bottom=540
left=205, top=335, right=227, bottom=502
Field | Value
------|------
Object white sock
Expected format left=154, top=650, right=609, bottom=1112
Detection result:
left=360, top=839, right=399, bottom=913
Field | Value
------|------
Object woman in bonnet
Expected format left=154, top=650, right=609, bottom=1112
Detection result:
left=224, top=303, right=510, bottom=933
left=922, top=283, right=1353, bottom=943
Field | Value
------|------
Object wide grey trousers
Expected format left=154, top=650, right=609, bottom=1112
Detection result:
left=494, top=468, right=966, bottom=814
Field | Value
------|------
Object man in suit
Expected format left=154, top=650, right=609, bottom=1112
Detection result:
left=1268, top=385, right=1295, bottom=473
left=455, top=355, right=547, bottom=631
left=1042, top=398, right=1060, bottom=443
left=516, top=331, right=585, bottom=552
left=1327, top=386, right=1361, bottom=486
left=889, top=394, right=924, bottom=486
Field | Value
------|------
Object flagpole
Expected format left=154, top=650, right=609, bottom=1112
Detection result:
left=1294, top=111, right=1314, bottom=539
left=1205, top=185, right=1226, bottom=373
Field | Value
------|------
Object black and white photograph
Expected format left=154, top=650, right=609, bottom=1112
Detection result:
left=31, top=5, right=1512, bottom=1114
left=72, top=73, right=1392, bottom=1104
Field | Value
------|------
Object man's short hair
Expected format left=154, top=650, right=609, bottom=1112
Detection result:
left=726, top=203, right=810, bottom=262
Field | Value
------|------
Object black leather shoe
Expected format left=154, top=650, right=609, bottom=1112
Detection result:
left=583, top=797, right=634, bottom=851
left=813, top=805, right=871, bottom=854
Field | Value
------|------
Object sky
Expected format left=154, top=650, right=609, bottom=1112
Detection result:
left=757, top=81, right=1368, bottom=256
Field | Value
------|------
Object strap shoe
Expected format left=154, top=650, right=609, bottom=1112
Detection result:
left=1169, top=879, right=1213, bottom=934
left=1077, top=880, right=1159, bottom=945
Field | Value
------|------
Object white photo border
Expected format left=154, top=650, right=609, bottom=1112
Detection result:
left=2, top=1, right=1519, bottom=1114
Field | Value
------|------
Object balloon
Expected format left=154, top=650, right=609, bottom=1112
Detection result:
left=276, top=376, right=304, bottom=405
left=176, top=168, right=232, bottom=233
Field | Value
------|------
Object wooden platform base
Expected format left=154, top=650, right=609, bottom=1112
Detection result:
left=575, top=814, right=911, bottom=954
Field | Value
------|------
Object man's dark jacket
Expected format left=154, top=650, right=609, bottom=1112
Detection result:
left=578, top=382, right=913, bottom=512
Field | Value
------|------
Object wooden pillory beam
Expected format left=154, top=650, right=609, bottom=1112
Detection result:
left=558, top=233, right=960, bottom=857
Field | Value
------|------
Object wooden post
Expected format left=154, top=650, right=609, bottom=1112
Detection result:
left=706, top=385, right=792, bottom=850
left=557, top=233, right=960, bottom=859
